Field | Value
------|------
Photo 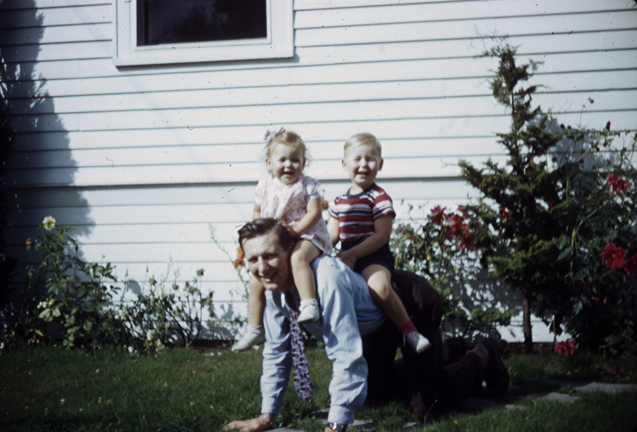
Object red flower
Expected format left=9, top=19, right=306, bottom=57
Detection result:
left=591, top=296, right=600, bottom=302
left=607, top=173, right=632, bottom=194
left=233, top=247, right=245, bottom=269
left=448, top=213, right=467, bottom=236
left=429, top=206, right=446, bottom=225
left=499, top=206, right=510, bottom=219
left=554, top=339, right=577, bottom=357
left=459, top=231, right=474, bottom=249
left=625, top=253, right=637, bottom=275
left=457, top=206, right=470, bottom=219
left=599, top=242, right=626, bottom=270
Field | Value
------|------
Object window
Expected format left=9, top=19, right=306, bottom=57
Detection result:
left=114, top=0, right=293, bottom=67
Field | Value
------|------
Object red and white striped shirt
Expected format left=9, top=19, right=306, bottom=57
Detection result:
left=328, top=183, right=395, bottom=242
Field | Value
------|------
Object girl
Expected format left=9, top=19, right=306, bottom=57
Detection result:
left=232, top=129, right=332, bottom=351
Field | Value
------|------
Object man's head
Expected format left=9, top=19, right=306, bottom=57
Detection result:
left=238, top=218, right=299, bottom=292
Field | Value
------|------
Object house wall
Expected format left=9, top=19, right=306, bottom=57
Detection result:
left=2, top=0, right=636, bottom=340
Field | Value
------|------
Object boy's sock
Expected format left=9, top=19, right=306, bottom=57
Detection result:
left=397, top=320, right=418, bottom=334
left=399, top=320, right=432, bottom=354
left=297, top=299, right=319, bottom=323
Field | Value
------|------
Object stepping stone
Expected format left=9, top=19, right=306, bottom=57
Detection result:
left=321, top=418, right=374, bottom=431
left=574, top=382, right=637, bottom=394
left=546, top=380, right=637, bottom=395
left=536, top=392, right=580, bottom=404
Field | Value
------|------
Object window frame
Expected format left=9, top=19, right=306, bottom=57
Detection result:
left=113, top=0, right=294, bottom=67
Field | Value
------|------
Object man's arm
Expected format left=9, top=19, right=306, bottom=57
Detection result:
left=313, top=257, right=369, bottom=425
left=225, top=291, right=292, bottom=431
left=260, top=290, right=293, bottom=415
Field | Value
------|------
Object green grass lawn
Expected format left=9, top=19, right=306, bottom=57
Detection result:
left=1, top=345, right=636, bottom=432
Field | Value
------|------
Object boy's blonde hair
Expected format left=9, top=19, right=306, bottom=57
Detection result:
left=344, top=133, right=382, bottom=157
left=264, top=129, right=310, bottom=164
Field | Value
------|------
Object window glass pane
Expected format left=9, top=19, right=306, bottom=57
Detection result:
left=137, top=0, right=267, bottom=47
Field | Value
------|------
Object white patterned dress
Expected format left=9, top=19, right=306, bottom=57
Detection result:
left=255, top=175, right=332, bottom=254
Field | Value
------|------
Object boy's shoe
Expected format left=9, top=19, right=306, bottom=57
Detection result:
left=297, top=302, right=320, bottom=323
left=405, top=331, right=432, bottom=353
left=231, top=327, right=265, bottom=351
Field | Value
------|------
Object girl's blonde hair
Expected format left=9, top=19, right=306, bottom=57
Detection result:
left=344, top=132, right=382, bottom=157
left=264, top=129, right=310, bottom=164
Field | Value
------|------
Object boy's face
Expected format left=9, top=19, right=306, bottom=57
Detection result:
left=342, top=143, right=383, bottom=193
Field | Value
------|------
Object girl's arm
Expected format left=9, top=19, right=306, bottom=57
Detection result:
left=327, top=216, right=340, bottom=247
left=252, top=203, right=262, bottom=220
left=290, top=197, right=322, bottom=235
left=338, top=215, right=393, bottom=269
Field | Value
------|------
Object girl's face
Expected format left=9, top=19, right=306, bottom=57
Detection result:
left=266, top=143, right=305, bottom=185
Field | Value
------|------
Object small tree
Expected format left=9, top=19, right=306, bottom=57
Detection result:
left=459, top=44, right=567, bottom=352
left=460, top=43, right=637, bottom=354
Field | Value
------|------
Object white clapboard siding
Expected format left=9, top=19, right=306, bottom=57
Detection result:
left=3, top=0, right=636, bottom=340
left=9, top=73, right=637, bottom=118
left=8, top=59, right=636, bottom=103
left=2, top=47, right=637, bottom=87
left=294, top=0, right=629, bottom=25
left=0, top=4, right=110, bottom=28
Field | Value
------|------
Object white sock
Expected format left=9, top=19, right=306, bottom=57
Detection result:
left=300, top=299, right=318, bottom=309
left=246, top=324, right=263, bottom=335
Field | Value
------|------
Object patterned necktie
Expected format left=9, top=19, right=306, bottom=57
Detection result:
left=286, top=294, right=312, bottom=401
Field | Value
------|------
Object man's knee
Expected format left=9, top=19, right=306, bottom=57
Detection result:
left=392, top=270, right=442, bottom=331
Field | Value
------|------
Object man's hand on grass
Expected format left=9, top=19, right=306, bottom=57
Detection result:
left=223, top=416, right=271, bottom=432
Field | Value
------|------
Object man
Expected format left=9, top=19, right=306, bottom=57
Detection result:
left=224, top=218, right=508, bottom=432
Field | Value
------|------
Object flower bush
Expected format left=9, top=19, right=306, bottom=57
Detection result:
left=20, top=217, right=129, bottom=349
left=552, top=139, right=637, bottom=355
left=393, top=205, right=515, bottom=340
left=122, top=263, right=214, bottom=352
left=3, top=217, right=217, bottom=353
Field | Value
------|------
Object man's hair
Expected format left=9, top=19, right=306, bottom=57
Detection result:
left=238, top=218, right=299, bottom=252
left=344, top=132, right=382, bottom=157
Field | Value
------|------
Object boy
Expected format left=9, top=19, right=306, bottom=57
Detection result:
left=327, top=133, right=430, bottom=353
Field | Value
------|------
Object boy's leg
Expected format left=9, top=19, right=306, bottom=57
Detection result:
left=290, top=240, right=321, bottom=323
left=363, top=265, right=431, bottom=353
left=362, top=264, right=408, bottom=325
left=231, top=276, right=266, bottom=351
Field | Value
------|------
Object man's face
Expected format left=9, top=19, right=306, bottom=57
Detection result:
left=243, top=231, right=293, bottom=292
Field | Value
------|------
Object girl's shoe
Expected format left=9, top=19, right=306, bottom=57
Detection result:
left=231, top=326, right=265, bottom=351
left=404, top=331, right=432, bottom=353
left=297, top=302, right=320, bottom=323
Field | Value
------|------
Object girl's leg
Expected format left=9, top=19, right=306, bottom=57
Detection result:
left=247, top=275, right=266, bottom=326
left=290, top=240, right=321, bottom=323
left=231, top=276, right=266, bottom=351
left=362, top=265, right=431, bottom=353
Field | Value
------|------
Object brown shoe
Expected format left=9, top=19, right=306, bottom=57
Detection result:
left=479, top=339, right=509, bottom=397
